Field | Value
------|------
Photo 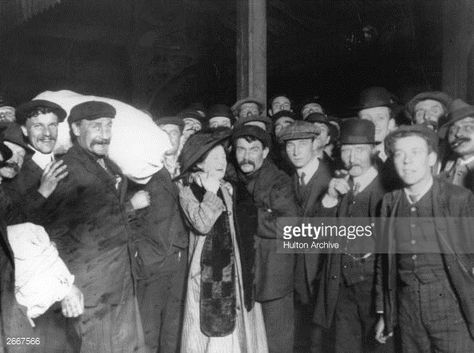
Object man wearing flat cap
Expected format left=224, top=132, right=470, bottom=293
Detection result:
left=38, top=101, right=145, bottom=353
left=231, top=96, right=265, bottom=120
left=305, top=112, right=338, bottom=168
left=130, top=114, right=188, bottom=353
left=405, top=91, right=452, bottom=131
left=375, top=124, right=474, bottom=352
left=268, top=94, right=292, bottom=117
left=232, top=125, right=298, bottom=353
left=279, top=120, right=332, bottom=353
left=207, top=104, right=235, bottom=129
left=439, top=99, right=474, bottom=192
left=315, top=119, right=391, bottom=353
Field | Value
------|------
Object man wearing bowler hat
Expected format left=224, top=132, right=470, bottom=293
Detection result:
left=375, top=125, right=474, bottom=352
left=206, top=104, right=235, bottom=129
left=405, top=91, right=452, bottom=131
left=279, top=120, right=332, bottom=352
left=37, top=101, right=145, bottom=353
left=439, top=98, right=474, bottom=192
left=232, top=125, right=298, bottom=353
left=315, top=119, right=391, bottom=353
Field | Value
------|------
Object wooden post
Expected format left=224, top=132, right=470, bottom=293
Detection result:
left=236, top=0, right=267, bottom=110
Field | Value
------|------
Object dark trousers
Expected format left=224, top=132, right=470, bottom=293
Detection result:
left=334, top=280, right=392, bottom=353
left=398, top=276, right=474, bottom=353
left=260, top=292, right=294, bottom=353
left=137, top=249, right=187, bottom=353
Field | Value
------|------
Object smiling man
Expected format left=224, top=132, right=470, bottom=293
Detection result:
left=439, top=99, right=474, bottom=192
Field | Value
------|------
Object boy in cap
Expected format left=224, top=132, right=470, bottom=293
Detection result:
left=268, top=94, right=292, bottom=117
left=232, top=125, right=298, bottom=353
left=375, top=125, right=474, bottom=352
left=316, top=119, right=391, bottom=353
left=38, top=101, right=146, bottom=353
left=438, top=98, right=474, bottom=192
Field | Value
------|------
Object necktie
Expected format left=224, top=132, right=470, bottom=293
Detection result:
left=353, top=181, right=360, bottom=196
left=408, top=194, right=419, bottom=204
left=299, top=172, right=306, bottom=186
left=452, top=160, right=469, bottom=187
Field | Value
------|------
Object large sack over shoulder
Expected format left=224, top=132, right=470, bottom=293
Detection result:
left=34, top=90, right=171, bottom=184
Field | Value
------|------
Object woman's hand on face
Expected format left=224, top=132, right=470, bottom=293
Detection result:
left=197, top=172, right=221, bottom=194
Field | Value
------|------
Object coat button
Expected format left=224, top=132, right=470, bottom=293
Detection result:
left=331, top=275, right=338, bottom=279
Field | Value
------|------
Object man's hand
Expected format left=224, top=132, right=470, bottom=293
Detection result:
left=130, top=190, right=151, bottom=210
left=327, top=172, right=351, bottom=200
left=38, top=160, right=68, bottom=199
left=61, top=285, right=84, bottom=318
left=375, top=315, right=393, bottom=344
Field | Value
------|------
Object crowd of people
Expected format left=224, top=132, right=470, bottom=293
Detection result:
left=0, top=86, right=473, bottom=353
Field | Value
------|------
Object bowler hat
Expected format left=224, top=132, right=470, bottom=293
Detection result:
left=16, top=100, right=67, bottom=126
left=177, top=108, right=207, bottom=125
left=0, top=122, right=29, bottom=150
left=155, top=116, right=184, bottom=130
left=178, top=129, right=232, bottom=177
left=207, top=104, right=235, bottom=124
left=279, top=120, right=318, bottom=141
left=68, top=101, right=116, bottom=125
left=405, top=91, right=452, bottom=120
left=231, top=97, right=264, bottom=116
left=438, top=99, right=474, bottom=138
left=356, top=87, right=398, bottom=111
left=339, top=118, right=376, bottom=145
left=232, top=125, right=272, bottom=149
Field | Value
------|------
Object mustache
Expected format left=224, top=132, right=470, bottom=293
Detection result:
left=91, top=139, right=111, bottom=146
left=451, top=137, right=470, bottom=148
left=239, top=159, right=255, bottom=167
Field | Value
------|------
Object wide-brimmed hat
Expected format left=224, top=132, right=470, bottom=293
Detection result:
left=231, top=97, right=264, bottom=116
left=438, top=99, right=474, bottom=138
left=0, top=122, right=29, bottom=150
left=178, top=129, right=232, bottom=177
left=405, top=91, right=452, bottom=121
left=355, top=87, right=398, bottom=111
left=16, top=99, right=67, bottom=126
left=279, top=120, right=319, bottom=141
left=155, top=116, right=184, bottom=130
left=339, top=118, right=377, bottom=145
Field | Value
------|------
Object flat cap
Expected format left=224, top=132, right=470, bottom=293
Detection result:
left=16, top=99, right=67, bottom=126
left=231, top=97, right=265, bottom=116
left=68, top=101, right=116, bottom=124
left=155, top=116, right=184, bottom=130
left=405, top=91, right=452, bottom=120
left=234, top=114, right=272, bottom=130
left=305, top=112, right=332, bottom=127
left=279, top=120, right=319, bottom=141
left=232, top=125, right=271, bottom=148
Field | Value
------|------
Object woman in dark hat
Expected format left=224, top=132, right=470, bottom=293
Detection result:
left=177, top=131, right=268, bottom=353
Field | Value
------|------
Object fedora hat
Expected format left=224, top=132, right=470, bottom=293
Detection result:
left=339, top=118, right=376, bottom=145
left=355, top=87, right=398, bottom=111
left=178, top=129, right=232, bottom=177
left=405, top=91, right=452, bottom=120
left=438, top=99, right=474, bottom=138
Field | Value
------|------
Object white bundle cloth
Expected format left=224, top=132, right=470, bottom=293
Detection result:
left=34, top=90, right=172, bottom=184
left=7, top=223, right=74, bottom=326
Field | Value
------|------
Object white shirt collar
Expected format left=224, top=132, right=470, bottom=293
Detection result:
left=403, top=176, right=433, bottom=204
left=296, top=156, right=320, bottom=185
left=458, top=155, right=474, bottom=166
left=30, top=146, right=54, bottom=170
left=352, top=166, right=378, bottom=193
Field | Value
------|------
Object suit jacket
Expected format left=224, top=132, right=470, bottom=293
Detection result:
left=237, top=159, right=299, bottom=301
left=129, top=167, right=188, bottom=279
left=293, top=159, right=332, bottom=304
left=313, top=175, right=386, bottom=328
left=376, top=178, right=474, bottom=337
left=40, top=144, right=134, bottom=308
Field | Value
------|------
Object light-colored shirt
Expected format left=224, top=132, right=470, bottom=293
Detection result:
left=30, top=147, right=54, bottom=170
left=296, top=156, right=320, bottom=185
left=352, top=166, right=378, bottom=194
left=404, top=177, right=433, bottom=204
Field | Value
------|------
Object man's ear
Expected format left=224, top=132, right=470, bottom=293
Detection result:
left=388, top=118, right=396, bottom=132
left=268, top=109, right=273, bottom=117
left=20, top=125, right=28, bottom=137
left=71, top=122, right=81, bottom=137
left=428, top=151, right=438, bottom=168
left=263, top=146, right=270, bottom=159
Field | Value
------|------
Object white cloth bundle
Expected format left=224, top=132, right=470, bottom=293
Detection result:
left=7, top=223, right=74, bottom=326
left=34, top=90, right=172, bottom=184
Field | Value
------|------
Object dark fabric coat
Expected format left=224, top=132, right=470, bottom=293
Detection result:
left=313, top=175, right=386, bottom=328
left=40, top=144, right=135, bottom=308
left=236, top=159, right=299, bottom=301
left=129, top=167, right=188, bottom=278
left=293, top=159, right=332, bottom=304
left=375, top=178, right=474, bottom=337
